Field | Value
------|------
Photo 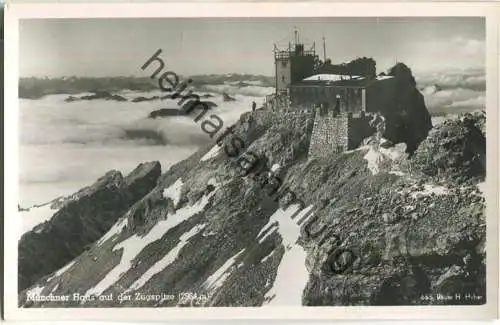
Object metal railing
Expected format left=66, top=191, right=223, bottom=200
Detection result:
left=274, top=49, right=316, bottom=60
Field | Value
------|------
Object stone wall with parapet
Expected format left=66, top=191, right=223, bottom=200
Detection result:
left=308, top=108, right=349, bottom=158
left=254, top=101, right=375, bottom=159
left=252, top=106, right=315, bottom=131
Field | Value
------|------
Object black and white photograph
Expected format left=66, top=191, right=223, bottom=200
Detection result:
left=3, top=2, right=498, bottom=320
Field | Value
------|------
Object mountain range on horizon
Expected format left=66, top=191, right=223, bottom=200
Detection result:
left=18, top=68, right=485, bottom=117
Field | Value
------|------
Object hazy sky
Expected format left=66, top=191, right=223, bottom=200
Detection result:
left=20, top=17, right=485, bottom=77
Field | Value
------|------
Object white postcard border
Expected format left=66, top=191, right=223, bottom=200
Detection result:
left=4, top=2, right=499, bottom=321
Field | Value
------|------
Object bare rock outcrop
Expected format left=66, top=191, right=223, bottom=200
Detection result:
left=410, top=112, right=486, bottom=180
left=222, top=92, right=236, bottom=102
left=18, top=161, right=161, bottom=291
left=382, top=62, right=433, bottom=153
left=64, top=91, right=127, bottom=102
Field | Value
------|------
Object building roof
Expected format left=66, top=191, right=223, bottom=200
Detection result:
left=302, top=74, right=363, bottom=82
left=376, top=75, right=394, bottom=80
left=295, top=74, right=394, bottom=88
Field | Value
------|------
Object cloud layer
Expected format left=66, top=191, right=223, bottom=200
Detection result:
left=416, top=68, right=485, bottom=115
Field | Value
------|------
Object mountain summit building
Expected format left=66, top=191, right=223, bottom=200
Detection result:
left=265, top=36, right=416, bottom=157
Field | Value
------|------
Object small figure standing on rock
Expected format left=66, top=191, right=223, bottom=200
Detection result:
left=252, top=101, right=257, bottom=112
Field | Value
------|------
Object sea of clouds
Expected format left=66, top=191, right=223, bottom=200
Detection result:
left=415, top=68, right=485, bottom=115
left=19, top=83, right=273, bottom=207
left=18, top=71, right=484, bottom=208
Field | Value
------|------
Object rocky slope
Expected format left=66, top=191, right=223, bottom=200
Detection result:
left=18, top=108, right=486, bottom=307
left=18, top=162, right=161, bottom=291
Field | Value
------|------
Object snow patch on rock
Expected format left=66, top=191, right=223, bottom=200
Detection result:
left=126, top=223, right=206, bottom=293
left=163, top=178, right=183, bottom=207
left=260, top=249, right=275, bottom=263
left=262, top=204, right=315, bottom=306
left=270, top=163, right=281, bottom=173
left=363, top=141, right=406, bottom=175
left=85, top=191, right=216, bottom=297
left=27, top=285, right=45, bottom=297
left=477, top=181, right=486, bottom=195
left=202, top=228, right=217, bottom=237
left=46, top=260, right=76, bottom=282
left=257, top=221, right=279, bottom=244
left=410, top=184, right=449, bottom=198
left=201, top=145, right=222, bottom=162
left=97, top=217, right=129, bottom=247
left=207, top=177, right=218, bottom=187
left=50, top=283, right=59, bottom=294
left=263, top=245, right=308, bottom=306
left=202, top=249, right=245, bottom=292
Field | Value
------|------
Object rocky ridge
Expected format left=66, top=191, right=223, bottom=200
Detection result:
left=65, top=91, right=127, bottom=102
left=18, top=105, right=486, bottom=307
left=18, top=162, right=161, bottom=291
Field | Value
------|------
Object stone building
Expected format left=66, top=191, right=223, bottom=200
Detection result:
left=307, top=109, right=374, bottom=158
left=274, top=42, right=317, bottom=97
left=267, top=37, right=425, bottom=158
left=288, top=73, right=398, bottom=115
